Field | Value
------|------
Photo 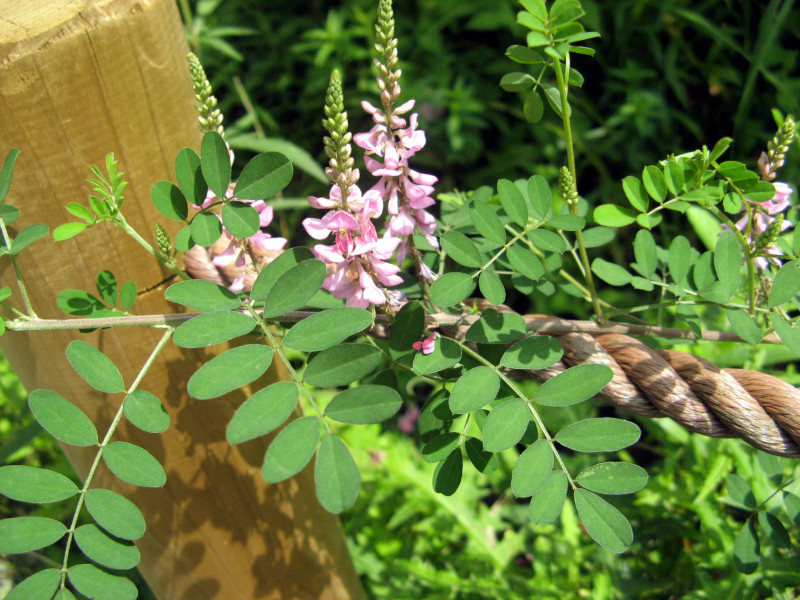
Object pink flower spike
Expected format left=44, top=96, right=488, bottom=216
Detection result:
left=412, top=334, right=436, bottom=355
left=394, top=99, right=416, bottom=114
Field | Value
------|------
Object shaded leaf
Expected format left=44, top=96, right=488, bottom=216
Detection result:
left=770, top=314, right=800, bottom=356
left=65, top=341, right=125, bottom=394
left=500, top=335, right=563, bottom=370
left=10, top=224, right=49, bottom=255
left=464, top=437, right=498, bottom=474
left=422, top=432, right=461, bottom=463
left=0, top=149, right=21, bottom=202
left=733, top=517, right=760, bottom=574
left=768, top=261, right=800, bottom=307
left=285, top=307, right=372, bottom=352
left=527, top=229, right=566, bottom=254
left=442, top=231, right=482, bottom=268
left=465, top=309, right=527, bottom=344
left=470, top=200, right=506, bottom=246
left=433, top=449, right=463, bottom=496
left=507, top=245, right=544, bottom=280
left=633, top=230, right=657, bottom=278
left=726, top=309, right=762, bottom=345
left=304, top=343, right=381, bottom=388
left=388, top=301, right=424, bottom=355
left=479, top=270, right=506, bottom=304
left=325, top=385, right=402, bottom=424
left=413, top=337, right=462, bottom=375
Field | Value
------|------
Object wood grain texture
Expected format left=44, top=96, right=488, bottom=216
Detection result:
left=0, top=1, right=365, bottom=598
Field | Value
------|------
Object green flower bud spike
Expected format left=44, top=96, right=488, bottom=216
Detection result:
left=155, top=223, right=173, bottom=260
left=558, top=166, right=579, bottom=207
left=322, top=69, right=356, bottom=207
left=187, top=53, right=224, bottom=135
left=374, top=0, right=402, bottom=118
left=755, top=214, right=784, bottom=252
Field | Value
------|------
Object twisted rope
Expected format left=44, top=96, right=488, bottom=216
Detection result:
left=184, top=249, right=800, bottom=458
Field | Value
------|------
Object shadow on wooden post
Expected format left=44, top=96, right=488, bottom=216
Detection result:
left=0, top=1, right=366, bottom=598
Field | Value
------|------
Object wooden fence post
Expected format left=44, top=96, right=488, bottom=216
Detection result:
left=0, top=1, right=366, bottom=598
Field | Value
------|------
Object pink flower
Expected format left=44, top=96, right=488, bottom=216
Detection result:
left=728, top=181, right=794, bottom=269
left=412, top=333, right=436, bottom=355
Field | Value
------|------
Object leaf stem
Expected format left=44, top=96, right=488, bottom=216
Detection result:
left=59, top=327, right=174, bottom=588
left=0, top=216, right=38, bottom=318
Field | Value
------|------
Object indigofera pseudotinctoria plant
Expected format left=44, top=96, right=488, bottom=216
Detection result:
left=1, top=0, right=800, bottom=597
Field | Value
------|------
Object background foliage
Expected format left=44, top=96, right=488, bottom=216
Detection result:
left=3, top=0, right=800, bottom=598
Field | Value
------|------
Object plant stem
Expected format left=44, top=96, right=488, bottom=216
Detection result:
left=552, top=56, right=603, bottom=322
left=242, top=302, right=331, bottom=432
left=112, top=213, right=191, bottom=281
left=0, top=217, right=38, bottom=318
left=59, top=327, right=174, bottom=588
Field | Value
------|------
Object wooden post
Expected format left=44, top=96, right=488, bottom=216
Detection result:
left=0, top=1, right=366, bottom=599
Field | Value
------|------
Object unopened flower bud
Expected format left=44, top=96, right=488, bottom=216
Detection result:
left=756, top=214, right=784, bottom=251
left=558, top=166, right=579, bottom=206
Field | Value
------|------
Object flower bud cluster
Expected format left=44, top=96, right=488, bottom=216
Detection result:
left=758, top=118, right=795, bottom=181
left=188, top=53, right=224, bottom=135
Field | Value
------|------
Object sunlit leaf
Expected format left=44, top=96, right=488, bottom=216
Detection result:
left=576, top=462, right=648, bottom=495
left=530, top=470, right=568, bottom=524
left=497, top=179, right=528, bottom=225
left=534, top=364, right=612, bottom=407
left=263, top=259, right=327, bottom=317
left=479, top=270, right=506, bottom=305
left=28, top=389, right=98, bottom=446
left=768, top=261, right=800, bottom=307
left=0, top=149, right=21, bottom=202
left=591, top=258, right=632, bottom=286
left=234, top=152, right=293, bottom=200
left=103, top=441, right=166, bottom=488
left=507, top=245, right=544, bottom=280
left=123, top=390, right=170, bottom=434
left=5, top=569, right=60, bottom=600
left=0, top=465, right=78, bottom=504
left=165, top=278, right=240, bottom=312
left=250, top=247, right=315, bottom=301
left=284, top=307, right=372, bottom=352
left=221, top=201, right=260, bottom=238
left=555, top=418, right=640, bottom=452
left=593, top=204, right=637, bottom=227
left=188, top=344, right=274, bottom=399
left=200, top=130, right=231, bottom=198
left=175, top=147, right=206, bottom=206
left=84, top=488, right=145, bottom=540
left=512, top=439, right=553, bottom=498
left=314, top=434, right=360, bottom=513
left=413, top=337, right=462, bottom=375
left=262, top=416, right=320, bottom=483
left=449, top=367, right=500, bottom=414
left=226, top=382, right=298, bottom=444
left=190, top=210, right=223, bottom=246
left=68, top=564, right=137, bottom=600
left=470, top=200, right=506, bottom=245
left=574, top=489, right=633, bottom=553
left=430, top=272, right=475, bottom=307
left=151, top=181, right=188, bottom=221
left=173, top=311, right=256, bottom=348
left=0, top=517, right=66, bottom=553
left=10, top=224, right=49, bottom=255
left=483, top=398, right=530, bottom=452
left=74, top=524, right=141, bottom=570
